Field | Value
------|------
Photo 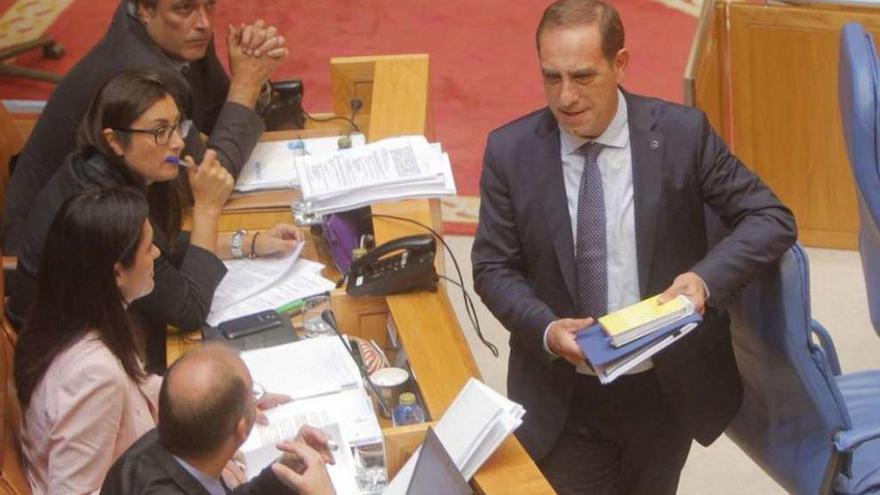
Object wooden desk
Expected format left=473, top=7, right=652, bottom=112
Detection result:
left=168, top=54, right=553, bottom=495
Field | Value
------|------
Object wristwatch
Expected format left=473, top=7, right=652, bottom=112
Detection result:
left=231, top=229, right=248, bottom=259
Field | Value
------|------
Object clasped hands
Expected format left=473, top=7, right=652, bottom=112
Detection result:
left=546, top=271, right=707, bottom=367
left=226, top=20, right=289, bottom=107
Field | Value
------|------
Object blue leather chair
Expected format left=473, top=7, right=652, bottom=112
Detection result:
left=839, top=22, right=880, bottom=338
left=726, top=244, right=880, bottom=494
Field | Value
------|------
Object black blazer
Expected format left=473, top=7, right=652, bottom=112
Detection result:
left=472, top=91, right=797, bottom=460
left=10, top=152, right=226, bottom=334
left=2, top=0, right=263, bottom=255
left=101, top=429, right=296, bottom=495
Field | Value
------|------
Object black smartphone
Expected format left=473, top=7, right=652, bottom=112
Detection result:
left=203, top=310, right=297, bottom=351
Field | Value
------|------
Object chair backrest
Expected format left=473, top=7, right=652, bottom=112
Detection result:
left=839, top=23, right=880, bottom=338
left=726, top=244, right=850, bottom=495
left=0, top=246, right=30, bottom=495
left=0, top=103, right=24, bottom=224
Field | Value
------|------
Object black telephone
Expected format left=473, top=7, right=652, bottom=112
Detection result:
left=346, top=234, right=438, bottom=297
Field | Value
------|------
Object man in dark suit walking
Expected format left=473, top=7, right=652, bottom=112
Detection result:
left=471, top=1, right=797, bottom=493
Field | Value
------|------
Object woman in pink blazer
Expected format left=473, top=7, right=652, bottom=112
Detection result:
left=14, top=187, right=160, bottom=495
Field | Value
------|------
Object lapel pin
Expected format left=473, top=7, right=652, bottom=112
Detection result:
left=649, top=139, right=661, bottom=150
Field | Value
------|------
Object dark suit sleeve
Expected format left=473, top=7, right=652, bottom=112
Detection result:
left=689, top=112, right=797, bottom=308
left=130, top=234, right=227, bottom=331
left=182, top=101, right=263, bottom=179
left=472, top=137, right=559, bottom=359
left=231, top=466, right=297, bottom=495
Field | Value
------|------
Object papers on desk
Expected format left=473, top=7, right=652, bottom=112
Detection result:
left=235, top=134, right=367, bottom=192
left=293, top=135, right=456, bottom=216
left=239, top=338, right=382, bottom=494
left=385, top=378, right=525, bottom=494
left=206, top=244, right=336, bottom=327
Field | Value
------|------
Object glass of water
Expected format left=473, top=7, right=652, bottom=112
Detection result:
left=302, top=294, right=334, bottom=338
left=354, top=442, right=387, bottom=494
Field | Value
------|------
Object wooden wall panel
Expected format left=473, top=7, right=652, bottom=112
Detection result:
left=727, top=3, right=880, bottom=249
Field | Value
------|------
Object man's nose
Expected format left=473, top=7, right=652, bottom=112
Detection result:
left=193, top=5, right=211, bottom=30
left=559, top=79, right=578, bottom=107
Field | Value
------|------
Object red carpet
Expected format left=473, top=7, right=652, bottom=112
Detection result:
left=0, top=0, right=697, bottom=235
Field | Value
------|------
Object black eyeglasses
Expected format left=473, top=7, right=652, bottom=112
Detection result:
left=115, top=119, right=193, bottom=146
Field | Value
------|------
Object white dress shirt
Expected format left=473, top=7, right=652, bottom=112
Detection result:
left=544, top=89, right=652, bottom=375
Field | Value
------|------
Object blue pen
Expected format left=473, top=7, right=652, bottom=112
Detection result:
left=165, top=156, right=194, bottom=168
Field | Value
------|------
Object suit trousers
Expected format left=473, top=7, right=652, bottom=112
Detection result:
left=538, top=370, right=692, bottom=495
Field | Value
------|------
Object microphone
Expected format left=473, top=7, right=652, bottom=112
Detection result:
left=337, top=98, right=363, bottom=150
left=321, top=309, right=392, bottom=417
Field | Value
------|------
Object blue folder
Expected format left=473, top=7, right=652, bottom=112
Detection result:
left=575, top=312, right=703, bottom=383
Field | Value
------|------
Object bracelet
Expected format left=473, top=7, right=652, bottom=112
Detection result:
left=249, top=231, right=261, bottom=259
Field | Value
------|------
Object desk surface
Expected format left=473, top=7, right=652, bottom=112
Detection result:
left=169, top=53, right=553, bottom=495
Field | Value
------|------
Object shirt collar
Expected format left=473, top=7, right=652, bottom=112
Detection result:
left=560, top=89, right=629, bottom=155
left=173, top=455, right=226, bottom=495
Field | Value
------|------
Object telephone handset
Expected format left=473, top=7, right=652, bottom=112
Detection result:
left=346, top=234, right=438, bottom=297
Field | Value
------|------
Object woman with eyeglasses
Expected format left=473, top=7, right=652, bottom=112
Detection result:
left=10, top=69, right=303, bottom=372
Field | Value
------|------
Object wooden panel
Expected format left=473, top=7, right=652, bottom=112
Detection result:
left=367, top=56, right=430, bottom=142
left=330, top=289, right=391, bottom=348
left=685, top=0, right=730, bottom=140
left=727, top=2, right=880, bottom=249
left=383, top=422, right=432, bottom=477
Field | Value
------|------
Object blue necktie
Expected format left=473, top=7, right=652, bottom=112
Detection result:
left=575, top=141, right=607, bottom=318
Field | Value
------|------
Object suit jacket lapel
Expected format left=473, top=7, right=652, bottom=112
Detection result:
left=626, top=92, right=664, bottom=297
left=534, top=109, right=578, bottom=304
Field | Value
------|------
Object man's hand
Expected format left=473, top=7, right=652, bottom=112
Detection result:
left=546, top=317, right=593, bottom=367
left=254, top=392, right=292, bottom=426
left=658, top=271, right=707, bottom=315
left=239, top=20, right=287, bottom=58
left=272, top=441, right=336, bottom=495
left=226, top=24, right=288, bottom=108
left=294, top=425, right=335, bottom=465
left=253, top=223, right=304, bottom=258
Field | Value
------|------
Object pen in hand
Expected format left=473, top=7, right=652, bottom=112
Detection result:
left=165, top=156, right=196, bottom=168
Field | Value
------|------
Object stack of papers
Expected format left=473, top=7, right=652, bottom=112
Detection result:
left=576, top=295, right=703, bottom=384
left=600, top=295, right=694, bottom=347
left=293, top=135, right=456, bottom=216
left=239, top=338, right=383, bottom=493
left=206, top=244, right=336, bottom=326
left=385, top=378, right=524, bottom=494
left=235, top=134, right=367, bottom=192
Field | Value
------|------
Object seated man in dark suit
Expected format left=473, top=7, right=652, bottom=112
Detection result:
left=101, top=344, right=337, bottom=495
left=2, top=0, right=287, bottom=257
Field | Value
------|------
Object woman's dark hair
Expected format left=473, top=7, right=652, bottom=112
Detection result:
left=77, top=69, right=192, bottom=246
left=15, top=187, right=150, bottom=409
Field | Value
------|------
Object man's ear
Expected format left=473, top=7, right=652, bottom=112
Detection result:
left=136, top=1, right=155, bottom=26
left=234, top=416, right=252, bottom=445
left=613, top=48, right=629, bottom=84
left=103, top=128, right=126, bottom=157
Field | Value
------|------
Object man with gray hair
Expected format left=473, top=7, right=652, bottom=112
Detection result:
left=101, top=344, right=336, bottom=495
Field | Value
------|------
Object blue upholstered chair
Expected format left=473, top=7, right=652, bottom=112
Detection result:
left=839, top=22, right=880, bottom=338
left=726, top=244, right=880, bottom=494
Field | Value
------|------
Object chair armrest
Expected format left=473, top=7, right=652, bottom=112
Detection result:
left=835, top=424, right=880, bottom=452
left=810, top=319, right=842, bottom=376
